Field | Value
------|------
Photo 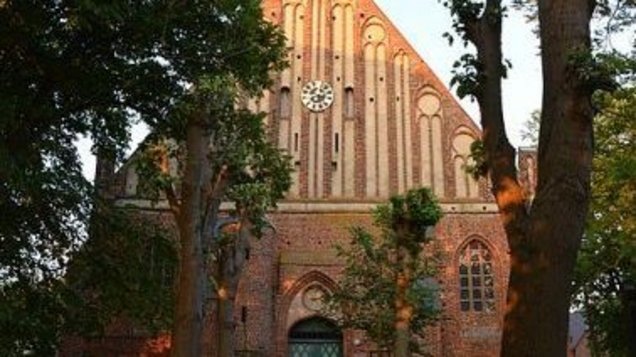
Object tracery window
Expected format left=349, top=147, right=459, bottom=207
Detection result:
left=459, top=239, right=495, bottom=312
left=288, top=317, right=342, bottom=357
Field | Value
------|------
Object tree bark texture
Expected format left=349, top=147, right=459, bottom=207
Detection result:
left=216, top=220, right=252, bottom=357
left=393, top=224, right=414, bottom=357
left=453, top=0, right=596, bottom=355
left=394, top=251, right=411, bottom=357
left=501, top=2, right=595, bottom=355
left=171, top=119, right=210, bottom=357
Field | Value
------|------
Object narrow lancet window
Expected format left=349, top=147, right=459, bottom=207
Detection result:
left=280, top=87, right=291, bottom=118
left=345, top=87, right=354, bottom=119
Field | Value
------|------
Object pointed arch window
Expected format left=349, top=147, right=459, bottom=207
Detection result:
left=344, top=87, right=354, bottom=119
left=280, top=87, right=291, bottom=118
left=289, top=317, right=343, bottom=357
left=459, top=240, right=495, bottom=312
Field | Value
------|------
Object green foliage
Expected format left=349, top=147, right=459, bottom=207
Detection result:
left=0, top=279, right=70, bottom=356
left=450, top=53, right=483, bottom=100
left=0, top=205, right=177, bottom=356
left=326, top=189, right=443, bottom=351
left=0, top=0, right=287, bottom=278
left=441, top=0, right=514, bottom=102
left=464, top=139, right=489, bottom=180
left=136, top=77, right=292, bottom=233
left=440, top=0, right=485, bottom=46
left=65, top=205, right=177, bottom=336
left=568, top=49, right=625, bottom=93
left=520, top=110, right=541, bottom=146
left=379, top=189, right=443, bottom=253
left=1, top=0, right=288, bottom=351
left=573, top=87, right=636, bottom=357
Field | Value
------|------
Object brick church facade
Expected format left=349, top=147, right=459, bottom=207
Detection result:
left=64, top=1, right=540, bottom=356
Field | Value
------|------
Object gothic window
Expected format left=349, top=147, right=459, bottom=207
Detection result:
left=289, top=317, right=342, bottom=357
left=459, top=239, right=495, bottom=312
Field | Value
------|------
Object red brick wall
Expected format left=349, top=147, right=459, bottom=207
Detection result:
left=229, top=212, right=509, bottom=357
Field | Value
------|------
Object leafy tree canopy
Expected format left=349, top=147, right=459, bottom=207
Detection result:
left=326, top=188, right=443, bottom=353
left=0, top=0, right=287, bottom=353
left=0, top=0, right=286, bottom=283
left=573, top=87, right=636, bottom=357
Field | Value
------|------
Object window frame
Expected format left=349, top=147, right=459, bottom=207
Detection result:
left=458, top=239, right=496, bottom=313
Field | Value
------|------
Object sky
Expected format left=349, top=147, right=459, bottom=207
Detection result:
left=78, top=1, right=543, bottom=180
left=374, top=0, right=543, bottom=143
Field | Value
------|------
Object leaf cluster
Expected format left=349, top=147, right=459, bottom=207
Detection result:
left=135, top=78, right=292, bottom=233
left=464, top=139, right=489, bottom=180
left=65, top=205, right=178, bottom=337
left=0, top=204, right=177, bottom=356
left=0, top=0, right=287, bottom=280
left=0, top=0, right=288, bottom=351
left=378, top=188, right=443, bottom=251
left=568, top=49, right=628, bottom=93
left=325, top=189, right=443, bottom=350
left=441, top=0, right=512, bottom=101
left=573, top=87, right=636, bottom=356
left=0, top=278, right=70, bottom=356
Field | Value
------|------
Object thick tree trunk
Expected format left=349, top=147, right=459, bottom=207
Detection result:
left=501, top=1, right=595, bottom=356
left=216, top=288, right=235, bottom=357
left=623, top=284, right=636, bottom=357
left=216, top=220, right=252, bottom=357
left=450, top=0, right=595, bottom=355
left=171, top=119, right=210, bottom=357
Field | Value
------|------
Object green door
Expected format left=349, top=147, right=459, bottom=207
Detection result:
left=288, top=317, right=343, bottom=357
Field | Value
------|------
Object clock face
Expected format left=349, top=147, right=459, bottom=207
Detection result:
left=301, top=81, right=334, bottom=112
left=302, top=286, right=327, bottom=311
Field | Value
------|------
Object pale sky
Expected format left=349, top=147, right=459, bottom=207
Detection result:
left=374, top=0, right=542, bottom=144
left=78, top=1, right=543, bottom=180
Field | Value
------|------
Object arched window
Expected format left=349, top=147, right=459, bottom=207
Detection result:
left=280, top=87, right=291, bottom=118
left=344, top=87, right=354, bottom=118
left=288, top=317, right=342, bottom=357
left=459, top=240, right=495, bottom=312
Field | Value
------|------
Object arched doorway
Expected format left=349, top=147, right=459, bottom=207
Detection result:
left=288, top=317, right=343, bottom=357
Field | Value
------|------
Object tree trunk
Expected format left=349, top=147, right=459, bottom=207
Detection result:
left=448, top=0, right=595, bottom=355
left=501, top=1, right=595, bottom=355
left=171, top=119, right=210, bottom=357
left=216, top=220, right=252, bottom=357
left=216, top=285, right=235, bottom=357
left=394, top=225, right=412, bottom=357
left=623, top=284, right=636, bottom=357
left=394, top=266, right=412, bottom=357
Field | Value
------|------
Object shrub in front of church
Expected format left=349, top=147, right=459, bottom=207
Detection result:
left=325, top=188, right=443, bottom=355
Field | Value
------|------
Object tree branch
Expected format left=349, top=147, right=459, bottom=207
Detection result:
left=201, top=165, right=229, bottom=251
left=155, top=143, right=181, bottom=218
left=165, top=184, right=181, bottom=218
